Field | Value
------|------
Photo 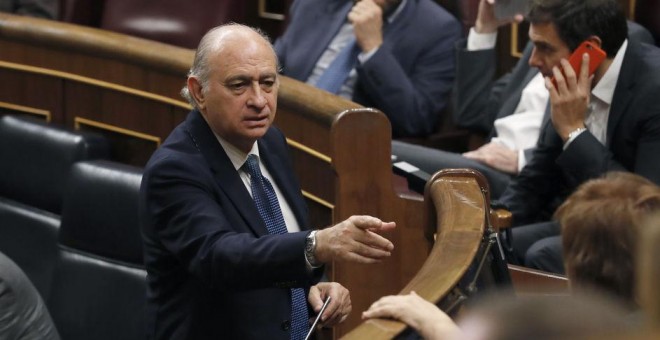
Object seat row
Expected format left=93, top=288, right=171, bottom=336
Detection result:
left=0, top=114, right=146, bottom=340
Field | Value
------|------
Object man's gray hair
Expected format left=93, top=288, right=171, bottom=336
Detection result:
left=180, top=23, right=279, bottom=108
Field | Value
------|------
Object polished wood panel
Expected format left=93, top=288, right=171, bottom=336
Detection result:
left=0, top=13, right=191, bottom=164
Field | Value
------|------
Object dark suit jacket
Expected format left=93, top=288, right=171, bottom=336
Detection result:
left=140, top=110, right=322, bottom=339
left=499, top=41, right=660, bottom=225
left=274, top=0, right=461, bottom=137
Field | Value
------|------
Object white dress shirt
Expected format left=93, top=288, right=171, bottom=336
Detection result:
left=467, top=28, right=549, bottom=171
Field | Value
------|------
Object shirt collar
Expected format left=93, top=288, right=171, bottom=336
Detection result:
left=214, top=134, right=260, bottom=171
left=592, top=39, right=628, bottom=105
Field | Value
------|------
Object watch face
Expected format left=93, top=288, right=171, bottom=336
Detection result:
left=305, top=232, right=316, bottom=252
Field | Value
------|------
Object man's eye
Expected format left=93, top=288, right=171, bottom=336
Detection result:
left=536, top=45, right=552, bottom=53
left=262, top=80, right=275, bottom=88
left=229, top=83, right=246, bottom=91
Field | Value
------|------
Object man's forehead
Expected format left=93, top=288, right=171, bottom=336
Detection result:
left=213, top=42, right=277, bottom=67
left=528, top=22, right=564, bottom=47
left=215, top=56, right=278, bottom=81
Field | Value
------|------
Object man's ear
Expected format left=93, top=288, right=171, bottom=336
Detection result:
left=187, top=77, right=206, bottom=110
left=586, top=35, right=603, bottom=48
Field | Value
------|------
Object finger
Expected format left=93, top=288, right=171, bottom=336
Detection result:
left=355, top=238, right=393, bottom=258
left=308, top=286, right=324, bottom=311
left=323, top=291, right=349, bottom=326
left=545, top=76, right=558, bottom=99
left=378, top=221, right=396, bottom=231
left=361, top=231, right=394, bottom=252
left=578, top=52, right=591, bottom=89
left=351, top=217, right=396, bottom=239
left=333, top=226, right=394, bottom=261
left=320, top=297, right=339, bottom=322
left=579, top=52, right=590, bottom=77
left=551, top=65, right=567, bottom=93
left=324, top=299, right=347, bottom=326
left=463, top=152, right=484, bottom=161
left=362, top=303, right=396, bottom=319
left=362, top=306, right=384, bottom=319
left=349, top=215, right=386, bottom=230
left=560, top=58, right=577, bottom=89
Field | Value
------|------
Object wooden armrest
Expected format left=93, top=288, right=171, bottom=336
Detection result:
left=342, top=169, right=489, bottom=339
left=490, top=208, right=512, bottom=230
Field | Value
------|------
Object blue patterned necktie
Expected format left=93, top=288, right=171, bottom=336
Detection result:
left=243, top=155, right=309, bottom=339
left=315, top=36, right=360, bottom=94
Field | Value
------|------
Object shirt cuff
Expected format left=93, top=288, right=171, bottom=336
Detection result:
left=517, top=149, right=527, bottom=172
left=467, top=27, right=498, bottom=51
left=358, top=46, right=379, bottom=64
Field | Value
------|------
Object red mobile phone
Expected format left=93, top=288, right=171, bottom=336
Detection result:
left=551, top=41, right=607, bottom=87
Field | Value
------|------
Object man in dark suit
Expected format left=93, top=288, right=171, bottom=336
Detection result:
left=392, top=0, right=655, bottom=199
left=274, top=0, right=462, bottom=137
left=498, top=0, right=660, bottom=273
left=140, top=24, right=396, bottom=340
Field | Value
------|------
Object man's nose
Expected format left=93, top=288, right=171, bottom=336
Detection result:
left=528, top=48, right=542, bottom=69
left=247, top=83, right=267, bottom=109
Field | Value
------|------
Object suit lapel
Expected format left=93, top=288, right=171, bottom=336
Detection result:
left=606, top=43, right=639, bottom=146
left=184, top=110, right=269, bottom=236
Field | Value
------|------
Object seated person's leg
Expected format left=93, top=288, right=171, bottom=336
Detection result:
left=509, top=221, right=560, bottom=266
left=0, top=251, right=60, bottom=340
left=391, top=141, right=512, bottom=198
left=525, top=235, right=564, bottom=274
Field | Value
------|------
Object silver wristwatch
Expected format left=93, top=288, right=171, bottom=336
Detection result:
left=305, top=230, right=321, bottom=267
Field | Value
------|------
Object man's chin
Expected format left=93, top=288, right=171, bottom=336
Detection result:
left=243, top=125, right=270, bottom=139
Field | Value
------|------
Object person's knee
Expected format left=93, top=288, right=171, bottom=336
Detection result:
left=524, top=237, right=565, bottom=274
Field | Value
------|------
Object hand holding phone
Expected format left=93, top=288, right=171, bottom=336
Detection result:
left=551, top=41, right=607, bottom=87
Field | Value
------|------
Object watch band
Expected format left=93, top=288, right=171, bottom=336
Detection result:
left=567, top=127, right=587, bottom=140
left=305, top=230, right=321, bottom=268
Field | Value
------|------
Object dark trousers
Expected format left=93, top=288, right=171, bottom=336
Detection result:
left=508, top=220, right=564, bottom=274
left=391, top=141, right=512, bottom=199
